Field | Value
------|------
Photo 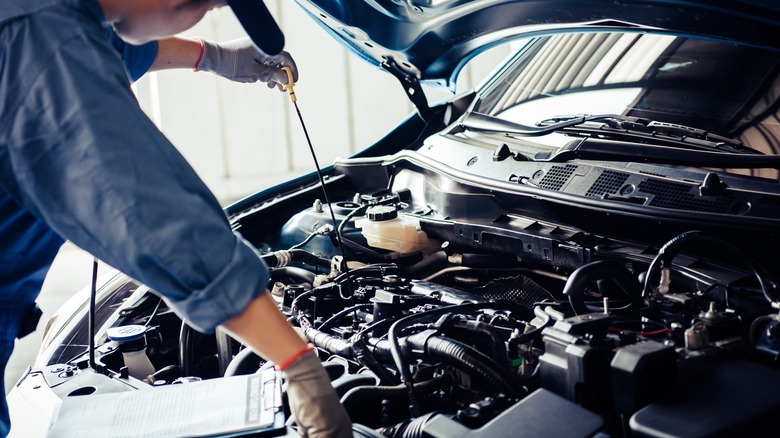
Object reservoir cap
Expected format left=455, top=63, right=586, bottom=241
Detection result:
left=107, top=325, right=147, bottom=343
left=367, top=205, right=398, bottom=221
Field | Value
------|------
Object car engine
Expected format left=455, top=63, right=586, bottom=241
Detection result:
left=34, top=142, right=780, bottom=438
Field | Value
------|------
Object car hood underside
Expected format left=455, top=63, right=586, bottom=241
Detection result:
left=294, top=0, right=780, bottom=87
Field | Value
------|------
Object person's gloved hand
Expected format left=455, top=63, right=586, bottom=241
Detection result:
left=281, top=347, right=352, bottom=438
left=195, top=37, right=298, bottom=90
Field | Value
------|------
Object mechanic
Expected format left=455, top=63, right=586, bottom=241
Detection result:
left=0, top=0, right=351, bottom=437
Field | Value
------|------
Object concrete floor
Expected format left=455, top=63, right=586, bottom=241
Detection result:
left=4, top=243, right=102, bottom=393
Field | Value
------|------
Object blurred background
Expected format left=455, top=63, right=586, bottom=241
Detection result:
left=5, top=1, right=512, bottom=391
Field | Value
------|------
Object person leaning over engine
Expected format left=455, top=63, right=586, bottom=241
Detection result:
left=0, top=0, right=351, bottom=437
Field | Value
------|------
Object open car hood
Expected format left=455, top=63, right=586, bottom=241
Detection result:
left=293, top=0, right=780, bottom=87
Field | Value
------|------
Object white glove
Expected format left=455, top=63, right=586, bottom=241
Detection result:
left=195, top=37, right=298, bottom=90
left=282, top=349, right=352, bottom=438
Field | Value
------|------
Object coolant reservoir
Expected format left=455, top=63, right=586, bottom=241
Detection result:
left=355, top=206, right=434, bottom=253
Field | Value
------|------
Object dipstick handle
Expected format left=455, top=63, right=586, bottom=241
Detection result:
left=282, top=66, right=297, bottom=103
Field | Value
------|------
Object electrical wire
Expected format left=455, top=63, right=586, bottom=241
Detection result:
left=642, top=231, right=775, bottom=307
left=289, top=224, right=332, bottom=250
left=317, top=303, right=373, bottom=331
left=144, top=297, right=163, bottom=327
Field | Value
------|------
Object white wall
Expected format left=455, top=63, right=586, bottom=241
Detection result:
left=133, top=2, right=412, bottom=204
left=132, top=1, right=512, bottom=204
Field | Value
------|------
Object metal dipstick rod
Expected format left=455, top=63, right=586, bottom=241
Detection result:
left=281, top=67, right=355, bottom=301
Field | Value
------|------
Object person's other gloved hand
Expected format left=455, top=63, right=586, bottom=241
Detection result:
left=281, top=347, right=352, bottom=438
left=195, top=37, right=298, bottom=90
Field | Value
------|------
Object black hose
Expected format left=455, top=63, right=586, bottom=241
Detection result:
left=149, top=364, right=181, bottom=383
left=407, top=251, right=448, bottom=277
left=450, top=319, right=509, bottom=369
left=641, top=231, right=775, bottom=306
left=260, top=249, right=331, bottom=270
left=387, top=302, right=528, bottom=415
left=563, top=260, right=641, bottom=315
left=352, top=338, right=400, bottom=386
left=396, top=412, right=439, bottom=438
left=290, top=289, right=318, bottom=316
left=178, top=322, right=195, bottom=377
left=307, top=323, right=519, bottom=394
left=366, top=333, right=519, bottom=395
left=340, top=376, right=452, bottom=427
left=337, top=204, right=368, bottom=240
left=406, top=334, right=518, bottom=395
left=270, top=266, right=316, bottom=285
left=303, top=326, right=353, bottom=357
left=506, top=306, right=552, bottom=352
left=224, top=347, right=264, bottom=377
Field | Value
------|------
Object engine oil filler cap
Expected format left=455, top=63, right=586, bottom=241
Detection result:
left=366, top=205, right=398, bottom=221
left=107, top=325, right=147, bottom=343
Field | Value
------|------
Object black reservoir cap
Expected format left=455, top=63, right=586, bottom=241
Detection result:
left=366, top=205, right=398, bottom=221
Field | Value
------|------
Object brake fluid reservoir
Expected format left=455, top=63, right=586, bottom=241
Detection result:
left=355, top=206, right=433, bottom=253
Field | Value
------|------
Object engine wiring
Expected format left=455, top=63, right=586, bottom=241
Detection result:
left=641, top=230, right=776, bottom=307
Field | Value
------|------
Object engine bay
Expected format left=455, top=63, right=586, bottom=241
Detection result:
left=29, top=144, right=780, bottom=437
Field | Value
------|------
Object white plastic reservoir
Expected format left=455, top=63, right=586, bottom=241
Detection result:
left=354, top=206, right=436, bottom=253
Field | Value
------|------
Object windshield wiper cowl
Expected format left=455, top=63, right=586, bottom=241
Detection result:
left=535, top=138, right=780, bottom=169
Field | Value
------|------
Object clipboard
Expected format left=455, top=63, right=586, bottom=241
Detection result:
left=47, top=370, right=286, bottom=437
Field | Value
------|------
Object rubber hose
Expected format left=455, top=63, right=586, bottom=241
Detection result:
left=397, top=412, right=439, bottom=438
left=407, top=251, right=448, bottom=277
left=367, top=333, right=519, bottom=393
left=270, top=266, right=316, bottom=285
left=352, top=338, right=400, bottom=385
left=340, top=376, right=452, bottom=426
left=563, top=260, right=641, bottom=315
left=642, top=230, right=705, bottom=297
left=409, top=334, right=519, bottom=395
left=450, top=319, right=509, bottom=368
left=260, top=249, right=331, bottom=269
left=304, top=326, right=353, bottom=357
left=224, top=347, right=264, bottom=377
left=178, top=322, right=196, bottom=377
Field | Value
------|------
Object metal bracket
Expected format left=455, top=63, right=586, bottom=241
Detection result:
left=381, top=57, right=433, bottom=121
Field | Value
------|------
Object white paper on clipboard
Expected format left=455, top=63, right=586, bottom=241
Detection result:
left=47, top=369, right=283, bottom=438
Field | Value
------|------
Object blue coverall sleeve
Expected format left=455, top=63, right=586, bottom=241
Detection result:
left=0, top=25, right=269, bottom=333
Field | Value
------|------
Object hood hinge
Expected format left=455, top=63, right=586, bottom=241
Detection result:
left=381, top=57, right=433, bottom=121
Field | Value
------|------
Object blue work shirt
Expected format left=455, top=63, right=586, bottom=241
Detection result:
left=106, top=28, right=158, bottom=82
left=0, top=0, right=270, bottom=435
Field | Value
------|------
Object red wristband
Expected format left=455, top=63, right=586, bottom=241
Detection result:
left=192, top=37, right=205, bottom=71
left=275, top=344, right=315, bottom=371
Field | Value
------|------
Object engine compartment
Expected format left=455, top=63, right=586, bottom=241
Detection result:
left=33, top=151, right=780, bottom=437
